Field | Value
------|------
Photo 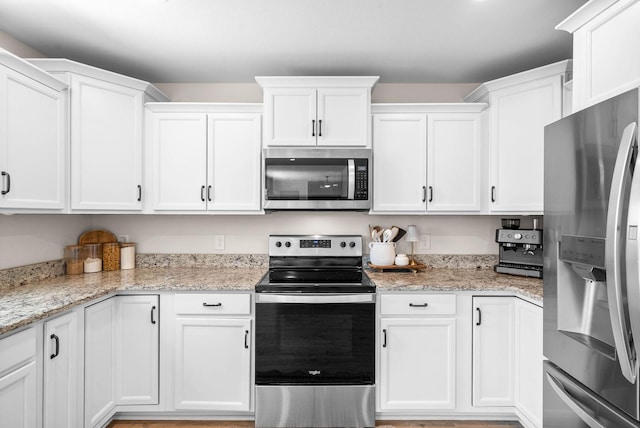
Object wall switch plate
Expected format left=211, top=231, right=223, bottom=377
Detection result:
left=418, top=234, right=431, bottom=250
left=118, top=234, right=129, bottom=243
left=214, top=235, right=225, bottom=250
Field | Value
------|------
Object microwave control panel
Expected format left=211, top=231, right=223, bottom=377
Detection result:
left=355, top=159, right=368, bottom=200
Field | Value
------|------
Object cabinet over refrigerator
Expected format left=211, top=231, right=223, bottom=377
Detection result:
left=544, top=88, right=640, bottom=427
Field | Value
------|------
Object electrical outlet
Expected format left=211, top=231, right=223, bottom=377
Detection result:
left=214, top=235, right=225, bottom=250
left=118, top=234, right=129, bottom=243
left=418, top=234, right=431, bottom=250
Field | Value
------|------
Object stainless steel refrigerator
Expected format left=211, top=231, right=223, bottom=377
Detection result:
left=544, top=88, right=640, bottom=427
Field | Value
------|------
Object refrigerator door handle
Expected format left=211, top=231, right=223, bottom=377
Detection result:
left=624, top=123, right=640, bottom=373
left=545, top=372, right=606, bottom=428
left=607, top=121, right=638, bottom=383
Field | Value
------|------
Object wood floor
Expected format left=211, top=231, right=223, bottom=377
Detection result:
left=108, top=420, right=523, bottom=428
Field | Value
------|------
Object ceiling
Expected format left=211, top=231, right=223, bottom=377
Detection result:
left=0, top=0, right=587, bottom=84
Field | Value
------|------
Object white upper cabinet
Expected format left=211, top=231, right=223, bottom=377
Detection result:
left=29, top=58, right=168, bottom=212
left=0, top=49, right=67, bottom=212
left=465, top=60, right=570, bottom=214
left=147, top=104, right=262, bottom=213
left=371, top=104, right=485, bottom=214
left=558, top=0, right=640, bottom=111
left=257, top=76, right=378, bottom=147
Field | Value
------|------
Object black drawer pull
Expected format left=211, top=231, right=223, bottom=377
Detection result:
left=476, top=307, right=482, bottom=326
left=409, top=303, right=429, bottom=308
left=382, top=329, right=387, bottom=348
left=151, top=305, right=157, bottom=324
left=244, top=330, right=249, bottom=349
left=203, top=302, right=222, bottom=307
left=50, top=334, right=60, bottom=359
left=1, top=171, right=10, bottom=195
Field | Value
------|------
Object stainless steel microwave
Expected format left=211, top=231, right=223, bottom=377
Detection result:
left=263, top=148, right=371, bottom=211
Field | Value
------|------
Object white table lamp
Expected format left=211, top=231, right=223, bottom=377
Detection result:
left=406, top=225, right=419, bottom=266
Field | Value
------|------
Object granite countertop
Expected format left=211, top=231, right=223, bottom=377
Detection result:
left=0, top=265, right=542, bottom=336
left=0, top=267, right=265, bottom=336
left=367, top=267, right=543, bottom=301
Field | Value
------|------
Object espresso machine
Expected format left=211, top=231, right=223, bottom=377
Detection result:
left=494, top=218, right=543, bottom=278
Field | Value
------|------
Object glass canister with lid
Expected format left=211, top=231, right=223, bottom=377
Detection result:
left=103, top=242, right=121, bottom=271
left=64, top=245, right=84, bottom=275
left=83, top=243, right=103, bottom=273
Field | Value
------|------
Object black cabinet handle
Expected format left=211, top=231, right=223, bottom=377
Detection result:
left=207, top=185, right=212, bottom=202
left=491, top=186, right=496, bottom=203
left=137, top=185, right=142, bottom=202
left=312, top=119, right=316, bottom=137
left=428, top=186, right=433, bottom=202
left=476, top=307, right=482, bottom=326
left=151, top=305, right=157, bottom=324
left=200, top=185, right=206, bottom=202
left=50, top=334, right=59, bottom=359
left=244, top=330, right=249, bottom=349
left=382, top=329, right=387, bottom=348
left=409, top=303, right=429, bottom=308
left=1, top=171, right=10, bottom=195
left=422, top=185, right=427, bottom=203
left=203, top=302, right=222, bottom=307
left=318, top=119, right=322, bottom=137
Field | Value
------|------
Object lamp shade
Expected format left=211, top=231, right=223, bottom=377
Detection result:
left=405, top=225, right=418, bottom=242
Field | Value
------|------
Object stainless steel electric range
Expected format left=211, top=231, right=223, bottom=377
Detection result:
left=255, top=235, right=375, bottom=428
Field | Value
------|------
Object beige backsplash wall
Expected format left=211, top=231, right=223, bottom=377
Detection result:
left=90, top=214, right=515, bottom=256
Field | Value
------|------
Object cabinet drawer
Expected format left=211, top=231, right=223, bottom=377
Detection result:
left=175, top=293, right=251, bottom=315
left=380, top=294, right=456, bottom=316
left=0, top=327, right=36, bottom=374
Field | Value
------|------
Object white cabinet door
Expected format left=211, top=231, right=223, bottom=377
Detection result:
left=0, top=66, right=66, bottom=210
left=372, top=114, right=427, bottom=212
left=151, top=112, right=207, bottom=211
left=70, top=75, right=143, bottom=210
left=427, top=113, right=482, bottom=212
left=115, top=295, right=159, bottom=405
left=0, top=361, right=37, bottom=428
left=44, top=312, right=79, bottom=428
left=207, top=114, right=262, bottom=211
left=317, top=87, right=369, bottom=147
left=174, top=317, right=252, bottom=411
left=84, top=298, right=117, bottom=427
left=515, top=299, right=543, bottom=428
left=472, top=296, right=515, bottom=407
left=379, top=318, right=456, bottom=410
left=488, top=76, right=562, bottom=213
left=263, top=87, right=317, bottom=146
left=570, top=0, right=640, bottom=110
left=0, top=327, right=38, bottom=428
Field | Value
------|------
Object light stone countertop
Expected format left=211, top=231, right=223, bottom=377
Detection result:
left=368, top=267, right=543, bottom=302
left=0, top=266, right=542, bottom=336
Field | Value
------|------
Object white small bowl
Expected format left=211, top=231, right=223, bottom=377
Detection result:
left=395, top=254, right=409, bottom=266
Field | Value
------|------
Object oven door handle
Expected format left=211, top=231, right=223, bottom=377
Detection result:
left=256, top=293, right=375, bottom=304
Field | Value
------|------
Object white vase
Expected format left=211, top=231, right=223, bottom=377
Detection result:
left=369, top=242, right=396, bottom=266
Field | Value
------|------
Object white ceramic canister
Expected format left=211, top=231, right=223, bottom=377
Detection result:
left=369, top=242, right=396, bottom=266
left=395, top=254, right=409, bottom=266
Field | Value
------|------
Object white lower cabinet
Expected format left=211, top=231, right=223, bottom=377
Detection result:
left=515, top=299, right=543, bottom=428
left=85, top=295, right=159, bottom=427
left=172, top=293, right=252, bottom=411
left=0, top=327, right=38, bottom=428
left=379, top=294, right=457, bottom=411
left=44, top=312, right=79, bottom=428
left=472, top=296, right=515, bottom=407
left=85, top=297, right=117, bottom=427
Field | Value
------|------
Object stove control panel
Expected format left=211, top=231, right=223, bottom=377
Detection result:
left=269, top=235, right=362, bottom=257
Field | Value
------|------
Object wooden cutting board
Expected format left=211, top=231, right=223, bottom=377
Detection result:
left=78, top=230, right=117, bottom=245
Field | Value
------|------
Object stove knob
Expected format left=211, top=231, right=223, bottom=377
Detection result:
left=349, top=241, right=356, bottom=248
left=285, top=241, right=291, bottom=248
left=340, top=241, right=346, bottom=248
left=514, top=233, right=523, bottom=240
left=275, top=241, right=282, bottom=248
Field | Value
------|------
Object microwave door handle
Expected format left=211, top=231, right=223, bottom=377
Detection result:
left=348, top=159, right=355, bottom=200
left=606, top=121, right=638, bottom=383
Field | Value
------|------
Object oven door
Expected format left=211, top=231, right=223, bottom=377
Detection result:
left=255, top=293, right=375, bottom=385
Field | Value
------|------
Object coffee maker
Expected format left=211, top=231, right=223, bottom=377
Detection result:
left=494, top=218, right=543, bottom=278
